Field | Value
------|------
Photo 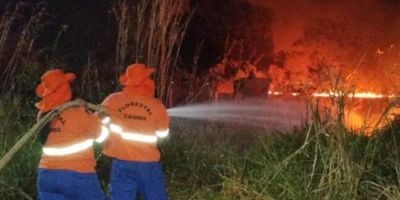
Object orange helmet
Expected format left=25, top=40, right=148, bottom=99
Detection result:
left=36, top=69, right=75, bottom=97
left=119, top=64, right=155, bottom=87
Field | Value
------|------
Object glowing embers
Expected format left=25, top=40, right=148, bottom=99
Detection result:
left=292, top=92, right=300, bottom=96
left=268, top=91, right=394, bottom=99
left=109, top=123, right=167, bottom=143
left=268, top=91, right=283, bottom=96
left=312, top=92, right=335, bottom=97
left=348, top=92, right=385, bottom=99
left=314, top=92, right=389, bottom=99
left=43, top=139, right=94, bottom=156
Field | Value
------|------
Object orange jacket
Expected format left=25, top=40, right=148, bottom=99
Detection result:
left=36, top=69, right=101, bottom=173
left=38, top=106, right=101, bottom=173
left=102, top=63, right=169, bottom=162
left=101, top=92, right=169, bottom=162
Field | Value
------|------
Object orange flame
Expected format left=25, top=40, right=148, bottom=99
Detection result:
left=269, top=91, right=395, bottom=99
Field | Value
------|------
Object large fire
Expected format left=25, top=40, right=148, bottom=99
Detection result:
left=201, top=0, right=400, bottom=134
left=251, top=0, right=400, bottom=135
left=268, top=90, right=399, bottom=134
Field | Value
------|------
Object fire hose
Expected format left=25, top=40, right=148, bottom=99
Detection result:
left=0, top=99, right=108, bottom=172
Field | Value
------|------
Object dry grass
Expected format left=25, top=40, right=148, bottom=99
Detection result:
left=1, top=1, right=400, bottom=200
left=113, top=0, right=192, bottom=103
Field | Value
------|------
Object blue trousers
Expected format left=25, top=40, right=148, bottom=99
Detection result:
left=37, top=169, right=105, bottom=200
left=109, top=159, right=168, bottom=200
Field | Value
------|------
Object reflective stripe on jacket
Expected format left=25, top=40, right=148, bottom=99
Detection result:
left=101, top=92, right=169, bottom=162
left=39, top=106, right=101, bottom=173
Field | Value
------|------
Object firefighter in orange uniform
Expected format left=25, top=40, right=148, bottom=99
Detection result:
left=102, top=64, right=169, bottom=200
left=35, top=69, right=106, bottom=200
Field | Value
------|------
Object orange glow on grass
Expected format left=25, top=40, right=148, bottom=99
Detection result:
left=345, top=111, right=367, bottom=132
left=267, top=90, right=398, bottom=135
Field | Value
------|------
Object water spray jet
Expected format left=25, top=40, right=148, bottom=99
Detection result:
left=167, top=98, right=309, bottom=132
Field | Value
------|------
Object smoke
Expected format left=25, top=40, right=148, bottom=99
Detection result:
left=249, top=0, right=400, bottom=93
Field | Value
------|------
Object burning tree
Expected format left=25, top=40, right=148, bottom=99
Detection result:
left=268, top=1, right=400, bottom=95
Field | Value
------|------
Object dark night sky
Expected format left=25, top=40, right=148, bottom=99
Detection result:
left=1, top=0, right=274, bottom=73
left=1, top=0, right=116, bottom=71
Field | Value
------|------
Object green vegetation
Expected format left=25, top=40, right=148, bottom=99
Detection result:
left=1, top=1, right=400, bottom=200
left=2, top=112, right=400, bottom=199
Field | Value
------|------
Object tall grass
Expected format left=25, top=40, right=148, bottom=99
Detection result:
left=113, top=0, right=192, bottom=104
left=1, top=1, right=400, bottom=200
left=159, top=117, right=400, bottom=200
left=1, top=98, right=400, bottom=199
